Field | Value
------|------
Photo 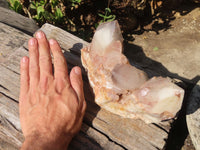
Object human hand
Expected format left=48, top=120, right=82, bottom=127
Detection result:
left=19, top=31, right=86, bottom=150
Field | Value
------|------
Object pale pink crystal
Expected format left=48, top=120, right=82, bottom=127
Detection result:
left=81, top=21, right=184, bottom=123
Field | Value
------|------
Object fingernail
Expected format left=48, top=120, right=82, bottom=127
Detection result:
left=49, top=39, right=56, bottom=45
left=36, top=31, right=44, bottom=39
left=22, top=57, right=28, bottom=63
left=29, top=38, right=35, bottom=46
left=74, top=67, right=81, bottom=75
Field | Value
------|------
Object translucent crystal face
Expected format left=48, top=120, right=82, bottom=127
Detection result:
left=91, top=21, right=123, bottom=56
left=112, top=64, right=148, bottom=90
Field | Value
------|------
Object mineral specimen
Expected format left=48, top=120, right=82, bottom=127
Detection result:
left=81, top=21, right=184, bottom=123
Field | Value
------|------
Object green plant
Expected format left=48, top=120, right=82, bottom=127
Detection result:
left=7, top=0, right=23, bottom=13
left=98, top=7, right=116, bottom=24
left=54, top=7, right=64, bottom=20
left=29, top=0, right=64, bottom=25
left=30, top=1, right=46, bottom=20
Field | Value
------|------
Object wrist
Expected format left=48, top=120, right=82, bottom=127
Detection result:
left=21, top=132, right=71, bottom=150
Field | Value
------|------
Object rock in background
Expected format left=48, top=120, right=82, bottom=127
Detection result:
left=125, top=7, right=200, bottom=83
left=186, top=81, right=200, bottom=150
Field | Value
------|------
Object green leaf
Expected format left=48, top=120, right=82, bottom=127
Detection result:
left=98, top=13, right=106, bottom=18
left=30, top=2, right=36, bottom=9
left=153, top=47, right=159, bottom=51
left=35, top=1, right=39, bottom=7
left=51, top=0, right=59, bottom=7
left=107, top=15, right=116, bottom=22
left=95, top=23, right=99, bottom=28
left=8, top=0, right=22, bottom=13
left=9, top=0, right=14, bottom=5
left=105, top=8, right=111, bottom=13
left=39, top=0, right=46, bottom=5
left=55, top=8, right=63, bottom=19
left=37, top=6, right=45, bottom=18
left=104, top=15, right=114, bottom=19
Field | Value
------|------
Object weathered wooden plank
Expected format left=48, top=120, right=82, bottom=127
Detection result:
left=0, top=65, right=20, bottom=101
left=0, top=138, right=19, bottom=150
left=0, top=94, right=21, bottom=131
left=69, top=123, right=125, bottom=150
left=0, top=0, right=9, bottom=8
left=0, top=7, right=39, bottom=35
left=80, top=123, right=124, bottom=150
left=23, top=23, right=88, bottom=55
left=84, top=104, right=166, bottom=150
left=68, top=131, right=103, bottom=150
left=0, top=94, right=23, bottom=150
left=1, top=45, right=28, bottom=74
left=0, top=22, right=31, bottom=63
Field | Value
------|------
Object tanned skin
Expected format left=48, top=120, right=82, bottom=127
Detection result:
left=19, top=31, right=86, bottom=150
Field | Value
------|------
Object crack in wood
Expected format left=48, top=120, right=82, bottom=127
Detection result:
left=79, top=130, right=103, bottom=147
left=0, top=92, right=18, bottom=104
left=2, top=65, right=20, bottom=75
left=0, top=84, right=9, bottom=91
left=0, top=114, right=23, bottom=147
left=5, top=118, right=21, bottom=132
left=82, top=117, right=126, bottom=149
left=88, top=125, right=128, bottom=150
left=23, top=46, right=28, bottom=51
left=152, top=123, right=169, bottom=134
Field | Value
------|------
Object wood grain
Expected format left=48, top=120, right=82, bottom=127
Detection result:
left=0, top=22, right=30, bottom=63
left=0, top=7, right=39, bottom=35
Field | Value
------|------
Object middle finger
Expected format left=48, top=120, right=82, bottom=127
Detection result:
left=35, top=31, right=53, bottom=78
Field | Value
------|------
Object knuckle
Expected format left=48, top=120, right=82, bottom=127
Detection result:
left=39, top=75, right=52, bottom=94
left=54, top=57, right=66, bottom=67
left=39, top=55, right=51, bottom=64
left=20, top=66, right=26, bottom=71
left=29, top=63, right=39, bottom=72
left=66, top=107, right=77, bottom=120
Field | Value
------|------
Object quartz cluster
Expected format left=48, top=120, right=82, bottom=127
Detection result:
left=81, top=21, right=184, bottom=123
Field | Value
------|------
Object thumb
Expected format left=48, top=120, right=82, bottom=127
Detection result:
left=70, top=66, right=84, bottom=102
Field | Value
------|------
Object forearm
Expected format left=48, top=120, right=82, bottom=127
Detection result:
left=21, top=134, right=71, bottom=150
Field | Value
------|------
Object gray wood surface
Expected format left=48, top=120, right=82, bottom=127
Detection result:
left=0, top=23, right=171, bottom=150
left=0, top=7, right=39, bottom=35
left=0, top=0, right=9, bottom=8
left=0, top=22, right=31, bottom=63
